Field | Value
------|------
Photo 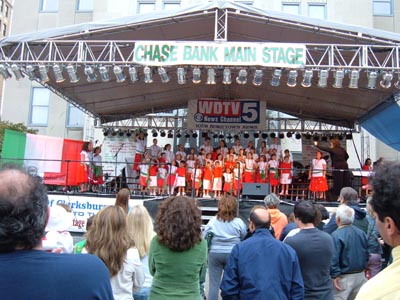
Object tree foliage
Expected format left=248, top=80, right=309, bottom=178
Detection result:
left=0, top=121, right=38, bottom=156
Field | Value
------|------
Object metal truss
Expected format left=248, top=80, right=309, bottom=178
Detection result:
left=0, top=40, right=400, bottom=71
left=214, top=8, right=228, bottom=41
left=101, top=115, right=358, bottom=133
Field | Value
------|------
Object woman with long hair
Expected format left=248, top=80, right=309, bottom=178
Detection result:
left=86, top=206, right=144, bottom=300
left=115, top=188, right=130, bottom=214
left=148, top=196, right=207, bottom=300
left=202, top=196, right=247, bottom=300
left=127, top=205, right=156, bottom=300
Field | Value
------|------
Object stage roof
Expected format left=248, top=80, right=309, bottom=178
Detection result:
left=1, top=1, right=400, bottom=148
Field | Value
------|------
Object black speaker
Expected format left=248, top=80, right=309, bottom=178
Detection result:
left=242, top=183, right=270, bottom=200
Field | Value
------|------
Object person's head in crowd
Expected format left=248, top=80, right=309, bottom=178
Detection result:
left=0, top=165, right=49, bottom=253
left=293, top=200, right=317, bottom=225
left=217, top=196, right=238, bottom=222
left=249, top=206, right=271, bottom=233
left=86, top=205, right=129, bottom=276
left=94, top=146, right=101, bottom=156
left=264, top=193, right=280, bottom=209
left=164, top=144, right=171, bottom=151
left=335, top=205, right=355, bottom=226
left=156, top=196, right=202, bottom=252
left=82, top=141, right=91, bottom=152
left=338, top=187, right=359, bottom=205
left=127, top=205, right=155, bottom=258
left=86, top=215, right=95, bottom=231
left=45, top=204, right=73, bottom=232
left=115, top=188, right=130, bottom=214
left=364, top=158, right=371, bottom=166
left=370, top=162, right=400, bottom=247
left=330, top=137, right=341, bottom=148
left=288, top=212, right=295, bottom=223
left=314, top=203, right=330, bottom=222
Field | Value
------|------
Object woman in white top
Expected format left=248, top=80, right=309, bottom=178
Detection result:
left=308, top=150, right=328, bottom=200
left=86, top=206, right=145, bottom=300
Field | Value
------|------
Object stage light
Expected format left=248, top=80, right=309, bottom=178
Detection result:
left=313, top=133, right=320, bottom=142
left=219, top=133, right=224, bottom=139
left=126, top=130, right=132, bottom=137
left=213, top=132, right=218, bottom=139
left=202, top=131, right=208, bottom=138
left=111, top=129, right=117, bottom=136
left=103, top=128, right=110, bottom=136
left=346, top=132, right=353, bottom=140
left=84, top=65, right=97, bottom=82
left=278, top=133, right=284, bottom=139
left=25, top=65, right=38, bottom=81
left=270, top=133, right=276, bottom=138
left=295, top=133, right=302, bottom=140
left=144, top=66, right=153, bottom=83
left=222, top=68, right=231, bottom=85
left=167, top=130, right=173, bottom=139
left=185, top=132, right=191, bottom=139
left=0, top=64, right=11, bottom=80
left=52, top=64, right=65, bottom=83
left=367, top=71, right=378, bottom=89
left=129, top=66, right=139, bottom=82
left=261, top=132, right=268, bottom=139
left=304, top=133, right=312, bottom=140
left=38, top=64, right=49, bottom=82
left=206, top=68, right=216, bottom=84
left=287, top=70, right=298, bottom=87
left=243, top=132, right=250, bottom=139
left=380, top=72, right=393, bottom=89
left=152, top=129, right=158, bottom=137
left=66, top=65, right=79, bottom=83
left=192, top=131, right=198, bottom=138
left=236, top=69, right=247, bottom=84
left=176, top=131, right=182, bottom=138
left=113, top=66, right=126, bottom=83
left=338, top=134, right=344, bottom=141
left=99, top=66, right=110, bottom=82
left=192, top=67, right=201, bottom=84
left=394, top=74, right=400, bottom=89
left=270, top=69, right=282, bottom=86
left=253, top=132, right=259, bottom=138
left=333, top=69, right=344, bottom=88
left=321, top=135, right=328, bottom=142
left=301, top=69, right=313, bottom=87
left=11, top=64, right=24, bottom=80
left=118, top=130, right=124, bottom=137
left=318, top=69, right=329, bottom=88
left=177, top=67, right=186, bottom=84
left=252, top=69, right=263, bottom=86
left=160, top=130, right=166, bottom=137
left=348, top=70, right=360, bottom=89
left=158, top=67, right=169, bottom=83
left=286, top=132, right=292, bottom=138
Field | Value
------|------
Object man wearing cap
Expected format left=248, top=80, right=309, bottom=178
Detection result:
left=0, top=166, right=114, bottom=300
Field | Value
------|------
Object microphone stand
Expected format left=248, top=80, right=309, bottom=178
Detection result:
left=114, top=143, right=124, bottom=193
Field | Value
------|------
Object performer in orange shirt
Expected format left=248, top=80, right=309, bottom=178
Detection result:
left=176, top=161, right=187, bottom=196
left=148, top=160, right=158, bottom=196
left=212, top=160, right=223, bottom=198
left=225, top=153, right=236, bottom=172
left=202, top=160, right=213, bottom=198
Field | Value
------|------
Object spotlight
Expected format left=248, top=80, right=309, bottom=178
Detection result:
left=277, top=133, right=283, bottom=139
left=252, top=69, right=263, bottom=86
left=219, top=133, right=224, bottom=139
left=128, top=66, right=139, bottom=82
left=321, top=135, right=328, bottom=142
left=295, top=133, right=302, bottom=140
left=213, top=133, right=218, bottom=139
left=243, top=132, right=250, bottom=139
left=202, top=132, right=208, bottom=138
left=348, top=70, right=360, bottom=89
left=99, top=66, right=110, bottom=82
left=380, top=72, right=393, bottom=89
left=367, top=71, right=378, bottom=89
left=286, top=132, right=292, bottom=138
left=118, top=130, right=124, bottom=137
left=222, top=68, right=231, bottom=84
left=111, top=129, right=117, bottom=136
left=176, top=131, right=182, bottom=138
left=261, top=132, right=268, bottom=139
left=185, top=132, right=191, bottom=139
left=144, top=66, right=153, bottom=83
left=160, top=130, right=166, bottom=137
left=270, top=133, right=276, bottom=138
left=38, top=64, right=49, bottom=82
left=313, top=133, right=320, bottom=142
left=318, top=69, right=329, bottom=88
left=152, top=129, right=158, bottom=137
left=103, top=129, right=110, bottom=136
left=206, top=68, right=216, bottom=84
left=11, top=64, right=24, bottom=80
left=158, top=67, right=169, bottom=83
left=270, top=69, right=282, bottom=86
left=192, top=131, right=198, bottom=138
left=0, top=64, right=11, bottom=79
left=253, top=132, right=259, bottom=138
left=192, top=67, right=201, bottom=84
left=301, top=69, right=313, bottom=88
left=236, top=69, right=247, bottom=84
left=52, top=64, right=65, bottom=83
left=66, top=65, right=79, bottom=83
left=113, top=66, right=126, bottom=83
left=333, top=69, right=344, bottom=88
left=395, top=75, right=400, bottom=89
left=84, top=65, right=97, bottom=82
left=25, top=65, right=38, bottom=81
left=177, top=67, right=186, bottom=84
left=338, top=134, right=344, bottom=141
left=304, top=133, right=312, bottom=140
left=346, top=132, right=353, bottom=140
left=287, top=70, right=298, bottom=87
left=126, top=130, right=132, bottom=137
left=167, top=130, right=173, bottom=139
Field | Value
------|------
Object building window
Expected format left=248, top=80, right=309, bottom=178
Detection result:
left=163, top=1, right=180, bottom=10
left=282, top=3, right=300, bottom=15
left=0, top=0, right=3, bottom=12
left=67, top=104, right=84, bottom=128
left=138, top=1, right=155, bottom=14
left=308, top=4, right=326, bottom=19
left=4, top=4, right=8, bottom=17
left=77, top=0, right=93, bottom=12
left=373, top=0, right=392, bottom=16
left=40, top=0, right=59, bottom=12
left=30, top=87, right=50, bottom=126
left=2, top=23, right=6, bottom=36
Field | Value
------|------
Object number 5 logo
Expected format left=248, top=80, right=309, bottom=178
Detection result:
left=242, top=102, right=259, bottom=123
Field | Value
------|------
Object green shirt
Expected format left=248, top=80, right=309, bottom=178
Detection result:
left=149, top=236, right=207, bottom=300
left=73, top=239, right=86, bottom=254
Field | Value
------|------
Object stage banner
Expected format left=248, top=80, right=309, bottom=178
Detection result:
left=133, top=41, right=306, bottom=68
left=187, top=99, right=266, bottom=131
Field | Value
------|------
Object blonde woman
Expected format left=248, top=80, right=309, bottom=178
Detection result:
left=127, top=205, right=156, bottom=300
left=86, top=206, right=145, bottom=300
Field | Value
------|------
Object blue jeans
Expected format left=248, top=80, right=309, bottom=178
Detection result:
left=207, top=252, right=231, bottom=300
left=133, top=287, right=151, bottom=300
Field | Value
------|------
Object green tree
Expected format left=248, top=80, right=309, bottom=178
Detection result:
left=0, top=121, right=38, bottom=156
